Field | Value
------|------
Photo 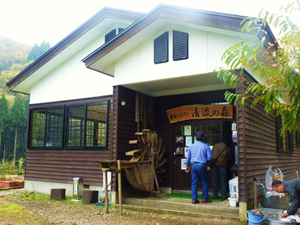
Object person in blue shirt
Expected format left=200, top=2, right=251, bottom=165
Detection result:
left=185, top=131, right=212, bottom=204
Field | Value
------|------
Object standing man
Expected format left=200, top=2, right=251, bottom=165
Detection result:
left=211, top=137, right=232, bottom=199
left=272, top=179, right=300, bottom=218
left=185, top=131, right=212, bottom=204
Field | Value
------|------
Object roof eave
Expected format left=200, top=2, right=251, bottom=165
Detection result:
left=6, top=7, right=144, bottom=91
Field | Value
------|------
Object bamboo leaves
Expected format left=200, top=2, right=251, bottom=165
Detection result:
left=214, top=1, right=300, bottom=134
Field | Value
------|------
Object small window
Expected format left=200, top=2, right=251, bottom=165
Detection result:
left=173, top=30, right=188, bottom=61
left=105, top=29, right=117, bottom=43
left=276, top=116, right=293, bottom=152
left=154, top=32, right=169, bottom=64
left=105, top=28, right=125, bottom=43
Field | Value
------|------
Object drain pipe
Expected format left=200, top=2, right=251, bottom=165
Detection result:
left=253, top=177, right=257, bottom=209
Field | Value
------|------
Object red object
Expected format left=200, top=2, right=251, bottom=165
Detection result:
left=0, top=180, right=24, bottom=187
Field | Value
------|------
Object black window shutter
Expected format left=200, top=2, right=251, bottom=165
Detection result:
left=154, top=32, right=169, bottom=64
left=173, top=30, right=188, bottom=61
left=105, top=29, right=117, bottom=43
left=118, top=28, right=125, bottom=34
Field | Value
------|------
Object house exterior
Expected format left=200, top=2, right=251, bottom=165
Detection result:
left=7, top=4, right=300, bottom=221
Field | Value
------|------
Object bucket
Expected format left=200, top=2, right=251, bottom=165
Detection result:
left=267, top=218, right=296, bottom=225
left=246, top=210, right=265, bottom=225
left=228, top=197, right=238, bottom=207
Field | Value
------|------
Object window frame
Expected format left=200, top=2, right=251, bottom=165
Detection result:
left=28, top=106, right=65, bottom=150
left=296, top=132, right=300, bottom=147
left=276, top=115, right=293, bottom=153
left=28, top=100, right=109, bottom=150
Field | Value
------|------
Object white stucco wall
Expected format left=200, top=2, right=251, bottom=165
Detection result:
left=114, top=25, right=238, bottom=86
left=29, top=33, right=115, bottom=105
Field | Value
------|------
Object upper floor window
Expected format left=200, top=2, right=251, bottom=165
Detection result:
left=154, top=30, right=189, bottom=64
left=105, top=28, right=125, bottom=43
left=173, top=30, right=188, bottom=61
left=154, top=32, right=169, bottom=64
left=29, top=101, right=108, bottom=150
left=276, top=115, right=293, bottom=152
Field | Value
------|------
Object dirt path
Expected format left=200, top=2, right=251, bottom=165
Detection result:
left=0, top=189, right=243, bottom=225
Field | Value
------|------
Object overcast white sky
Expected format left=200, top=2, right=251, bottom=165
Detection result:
left=0, top=0, right=296, bottom=46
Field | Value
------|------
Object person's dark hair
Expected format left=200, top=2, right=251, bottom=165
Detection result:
left=196, top=131, right=205, bottom=141
left=222, top=137, right=231, bottom=145
left=272, top=180, right=282, bottom=188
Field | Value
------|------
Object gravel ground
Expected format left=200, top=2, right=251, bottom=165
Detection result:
left=0, top=188, right=243, bottom=225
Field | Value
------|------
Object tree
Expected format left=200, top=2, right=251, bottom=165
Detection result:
left=27, top=41, right=51, bottom=62
left=10, top=94, right=27, bottom=169
left=214, top=2, right=300, bottom=134
left=0, top=93, right=9, bottom=162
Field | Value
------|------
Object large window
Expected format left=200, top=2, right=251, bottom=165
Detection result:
left=29, top=101, right=108, bottom=150
left=66, top=102, right=108, bottom=149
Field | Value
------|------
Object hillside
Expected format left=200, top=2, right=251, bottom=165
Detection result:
left=0, top=37, right=50, bottom=163
left=0, top=36, right=50, bottom=99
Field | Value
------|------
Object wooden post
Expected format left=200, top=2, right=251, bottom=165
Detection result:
left=104, top=171, right=109, bottom=214
left=117, top=160, right=122, bottom=215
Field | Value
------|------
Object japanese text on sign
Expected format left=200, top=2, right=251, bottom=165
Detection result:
left=166, top=105, right=233, bottom=123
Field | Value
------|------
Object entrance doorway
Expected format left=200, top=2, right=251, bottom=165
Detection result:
left=173, top=120, right=232, bottom=191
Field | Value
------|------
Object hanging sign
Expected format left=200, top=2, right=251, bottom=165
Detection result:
left=166, top=105, right=233, bottom=123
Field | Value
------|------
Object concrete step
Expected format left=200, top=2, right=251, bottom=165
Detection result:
left=122, top=197, right=240, bottom=221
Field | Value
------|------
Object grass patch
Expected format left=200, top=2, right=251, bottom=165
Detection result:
left=162, top=193, right=226, bottom=202
left=0, top=201, right=48, bottom=224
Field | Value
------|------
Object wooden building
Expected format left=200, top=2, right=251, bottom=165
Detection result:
left=7, top=4, right=300, bottom=220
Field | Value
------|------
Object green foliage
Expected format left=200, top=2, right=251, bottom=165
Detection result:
left=0, top=159, right=24, bottom=178
left=0, top=37, right=31, bottom=75
left=214, top=1, right=300, bottom=135
left=27, top=41, right=50, bottom=62
left=18, top=191, right=54, bottom=203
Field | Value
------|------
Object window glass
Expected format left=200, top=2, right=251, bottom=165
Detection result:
left=67, top=105, right=85, bottom=147
left=86, top=103, right=107, bottom=147
left=29, top=109, right=46, bottom=147
left=28, top=100, right=108, bottom=150
left=46, top=108, right=64, bottom=147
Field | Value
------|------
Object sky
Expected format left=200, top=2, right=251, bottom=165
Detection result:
left=0, top=0, right=296, bottom=47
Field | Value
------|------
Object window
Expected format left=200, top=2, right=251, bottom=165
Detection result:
left=276, top=116, right=293, bottom=152
left=105, top=28, right=125, bottom=43
left=28, top=101, right=108, bottom=150
left=29, top=107, right=64, bottom=148
left=154, top=32, right=169, bottom=64
left=296, top=132, right=300, bottom=147
left=66, top=102, right=108, bottom=149
left=173, top=30, right=188, bottom=61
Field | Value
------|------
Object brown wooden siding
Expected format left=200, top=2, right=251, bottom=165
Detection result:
left=25, top=96, right=112, bottom=186
left=112, top=86, right=139, bottom=192
left=237, top=82, right=300, bottom=203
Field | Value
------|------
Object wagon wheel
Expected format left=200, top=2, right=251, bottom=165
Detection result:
left=126, top=129, right=167, bottom=193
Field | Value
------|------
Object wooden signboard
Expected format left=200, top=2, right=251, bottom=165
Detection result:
left=166, top=105, right=233, bottom=123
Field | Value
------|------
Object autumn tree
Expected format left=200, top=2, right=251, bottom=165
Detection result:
left=0, top=93, right=9, bottom=162
left=10, top=94, right=28, bottom=169
left=214, top=2, right=300, bottom=134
